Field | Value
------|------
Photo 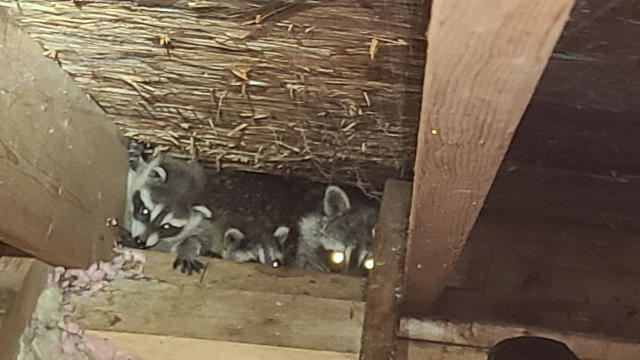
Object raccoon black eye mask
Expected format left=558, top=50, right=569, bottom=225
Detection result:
left=123, top=145, right=228, bottom=275
left=295, top=185, right=378, bottom=275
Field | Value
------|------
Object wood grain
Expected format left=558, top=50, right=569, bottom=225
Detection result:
left=360, top=180, right=411, bottom=360
left=88, top=331, right=357, bottom=360
left=71, top=278, right=365, bottom=353
left=0, top=0, right=427, bottom=191
left=401, top=339, right=487, bottom=360
left=0, top=258, right=50, bottom=360
left=404, top=0, right=575, bottom=312
left=139, top=250, right=366, bottom=301
left=399, top=317, right=640, bottom=360
left=0, top=9, right=128, bottom=267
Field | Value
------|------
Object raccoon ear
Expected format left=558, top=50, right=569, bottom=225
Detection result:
left=192, top=205, right=213, bottom=218
left=324, top=185, right=351, bottom=217
left=149, top=166, right=168, bottom=183
left=273, top=226, right=290, bottom=246
left=224, top=228, right=246, bottom=248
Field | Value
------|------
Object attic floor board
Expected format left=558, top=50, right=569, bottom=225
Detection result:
left=89, top=331, right=357, bottom=360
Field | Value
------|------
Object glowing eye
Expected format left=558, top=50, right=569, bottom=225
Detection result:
left=272, top=260, right=280, bottom=268
left=162, top=224, right=171, bottom=230
left=363, top=258, right=375, bottom=270
left=142, top=208, right=150, bottom=215
left=330, top=251, right=345, bottom=264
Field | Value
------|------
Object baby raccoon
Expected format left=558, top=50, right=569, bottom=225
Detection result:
left=295, top=185, right=377, bottom=276
left=121, top=139, right=225, bottom=274
left=222, top=226, right=291, bottom=268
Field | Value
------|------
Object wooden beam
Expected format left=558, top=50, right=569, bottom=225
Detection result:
left=398, top=317, right=640, bottom=360
left=0, top=258, right=50, bottom=360
left=360, top=180, right=411, bottom=360
left=88, top=331, right=358, bottom=360
left=404, top=0, right=575, bottom=313
left=0, top=10, right=128, bottom=267
left=398, top=339, right=487, bottom=360
left=70, top=251, right=365, bottom=354
left=141, top=250, right=366, bottom=302
left=72, top=281, right=363, bottom=353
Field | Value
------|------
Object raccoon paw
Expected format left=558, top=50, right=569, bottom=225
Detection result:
left=172, top=257, right=205, bottom=275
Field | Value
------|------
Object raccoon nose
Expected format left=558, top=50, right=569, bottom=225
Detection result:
left=132, top=236, right=145, bottom=247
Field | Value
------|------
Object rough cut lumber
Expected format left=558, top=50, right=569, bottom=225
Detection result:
left=71, top=250, right=365, bottom=354
left=0, top=258, right=51, bottom=360
left=398, top=317, right=640, bottom=360
left=88, top=331, right=358, bottom=360
left=360, top=180, right=411, bottom=360
left=420, top=210, right=640, bottom=357
left=397, top=339, right=487, bottom=360
left=140, top=250, right=366, bottom=301
left=399, top=210, right=640, bottom=359
left=484, top=162, right=640, bottom=230
left=447, top=211, right=640, bottom=312
left=72, top=278, right=364, bottom=353
left=0, top=9, right=128, bottom=267
left=0, top=0, right=427, bottom=192
left=404, top=0, right=575, bottom=313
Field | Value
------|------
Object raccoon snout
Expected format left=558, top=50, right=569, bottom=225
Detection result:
left=132, top=236, right=148, bottom=249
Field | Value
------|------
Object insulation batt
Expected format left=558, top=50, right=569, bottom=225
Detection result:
left=18, top=247, right=147, bottom=360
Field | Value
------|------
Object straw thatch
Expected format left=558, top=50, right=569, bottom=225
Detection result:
left=1, top=0, right=426, bottom=194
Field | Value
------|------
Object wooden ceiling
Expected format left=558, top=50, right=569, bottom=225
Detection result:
left=488, top=0, right=640, bottom=228
left=508, top=0, right=640, bottom=174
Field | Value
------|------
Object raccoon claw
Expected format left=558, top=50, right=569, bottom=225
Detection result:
left=172, top=258, right=204, bottom=275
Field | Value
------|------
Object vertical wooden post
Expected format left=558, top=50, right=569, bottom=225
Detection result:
left=403, top=0, right=575, bottom=314
left=0, top=258, right=50, bottom=360
left=0, top=10, right=128, bottom=268
left=360, top=180, right=412, bottom=360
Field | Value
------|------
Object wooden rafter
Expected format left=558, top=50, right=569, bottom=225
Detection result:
left=0, top=9, right=128, bottom=267
left=403, top=0, right=575, bottom=314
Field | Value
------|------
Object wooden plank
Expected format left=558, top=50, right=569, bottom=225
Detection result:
left=0, top=257, right=50, bottom=360
left=399, top=317, right=640, bottom=360
left=0, top=9, right=128, bottom=268
left=360, top=180, right=411, bottom=360
left=484, top=162, right=640, bottom=230
left=439, top=211, right=640, bottom=341
left=140, top=250, right=366, bottom=302
left=404, top=0, right=575, bottom=313
left=437, top=288, right=640, bottom=343
left=402, top=339, right=487, bottom=360
left=88, top=331, right=357, bottom=360
left=71, top=278, right=365, bottom=353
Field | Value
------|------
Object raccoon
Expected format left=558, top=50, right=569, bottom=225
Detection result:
left=121, top=140, right=225, bottom=274
left=222, top=226, right=291, bottom=268
left=295, top=185, right=377, bottom=276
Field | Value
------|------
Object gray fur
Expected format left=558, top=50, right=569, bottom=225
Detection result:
left=222, top=226, right=290, bottom=268
left=122, top=142, right=225, bottom=274
left=295, top=185, right=377, bottom=275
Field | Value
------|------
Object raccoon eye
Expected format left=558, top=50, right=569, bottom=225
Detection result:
left=142, top=208, right=150, bottom=216
left=162, top=223, right=171, bottom=230
left=330, top=251, right=345, bottom=265
left=271, top=260, right=281, bottom=268
left=363, top=258, right=375, bottom=270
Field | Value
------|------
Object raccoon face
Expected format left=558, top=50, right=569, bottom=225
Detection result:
left=130, top=188, right=212, bottom=248
left=298, top=186, right=377, bottom=276
left=223, top=226, right=290, bottom=268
